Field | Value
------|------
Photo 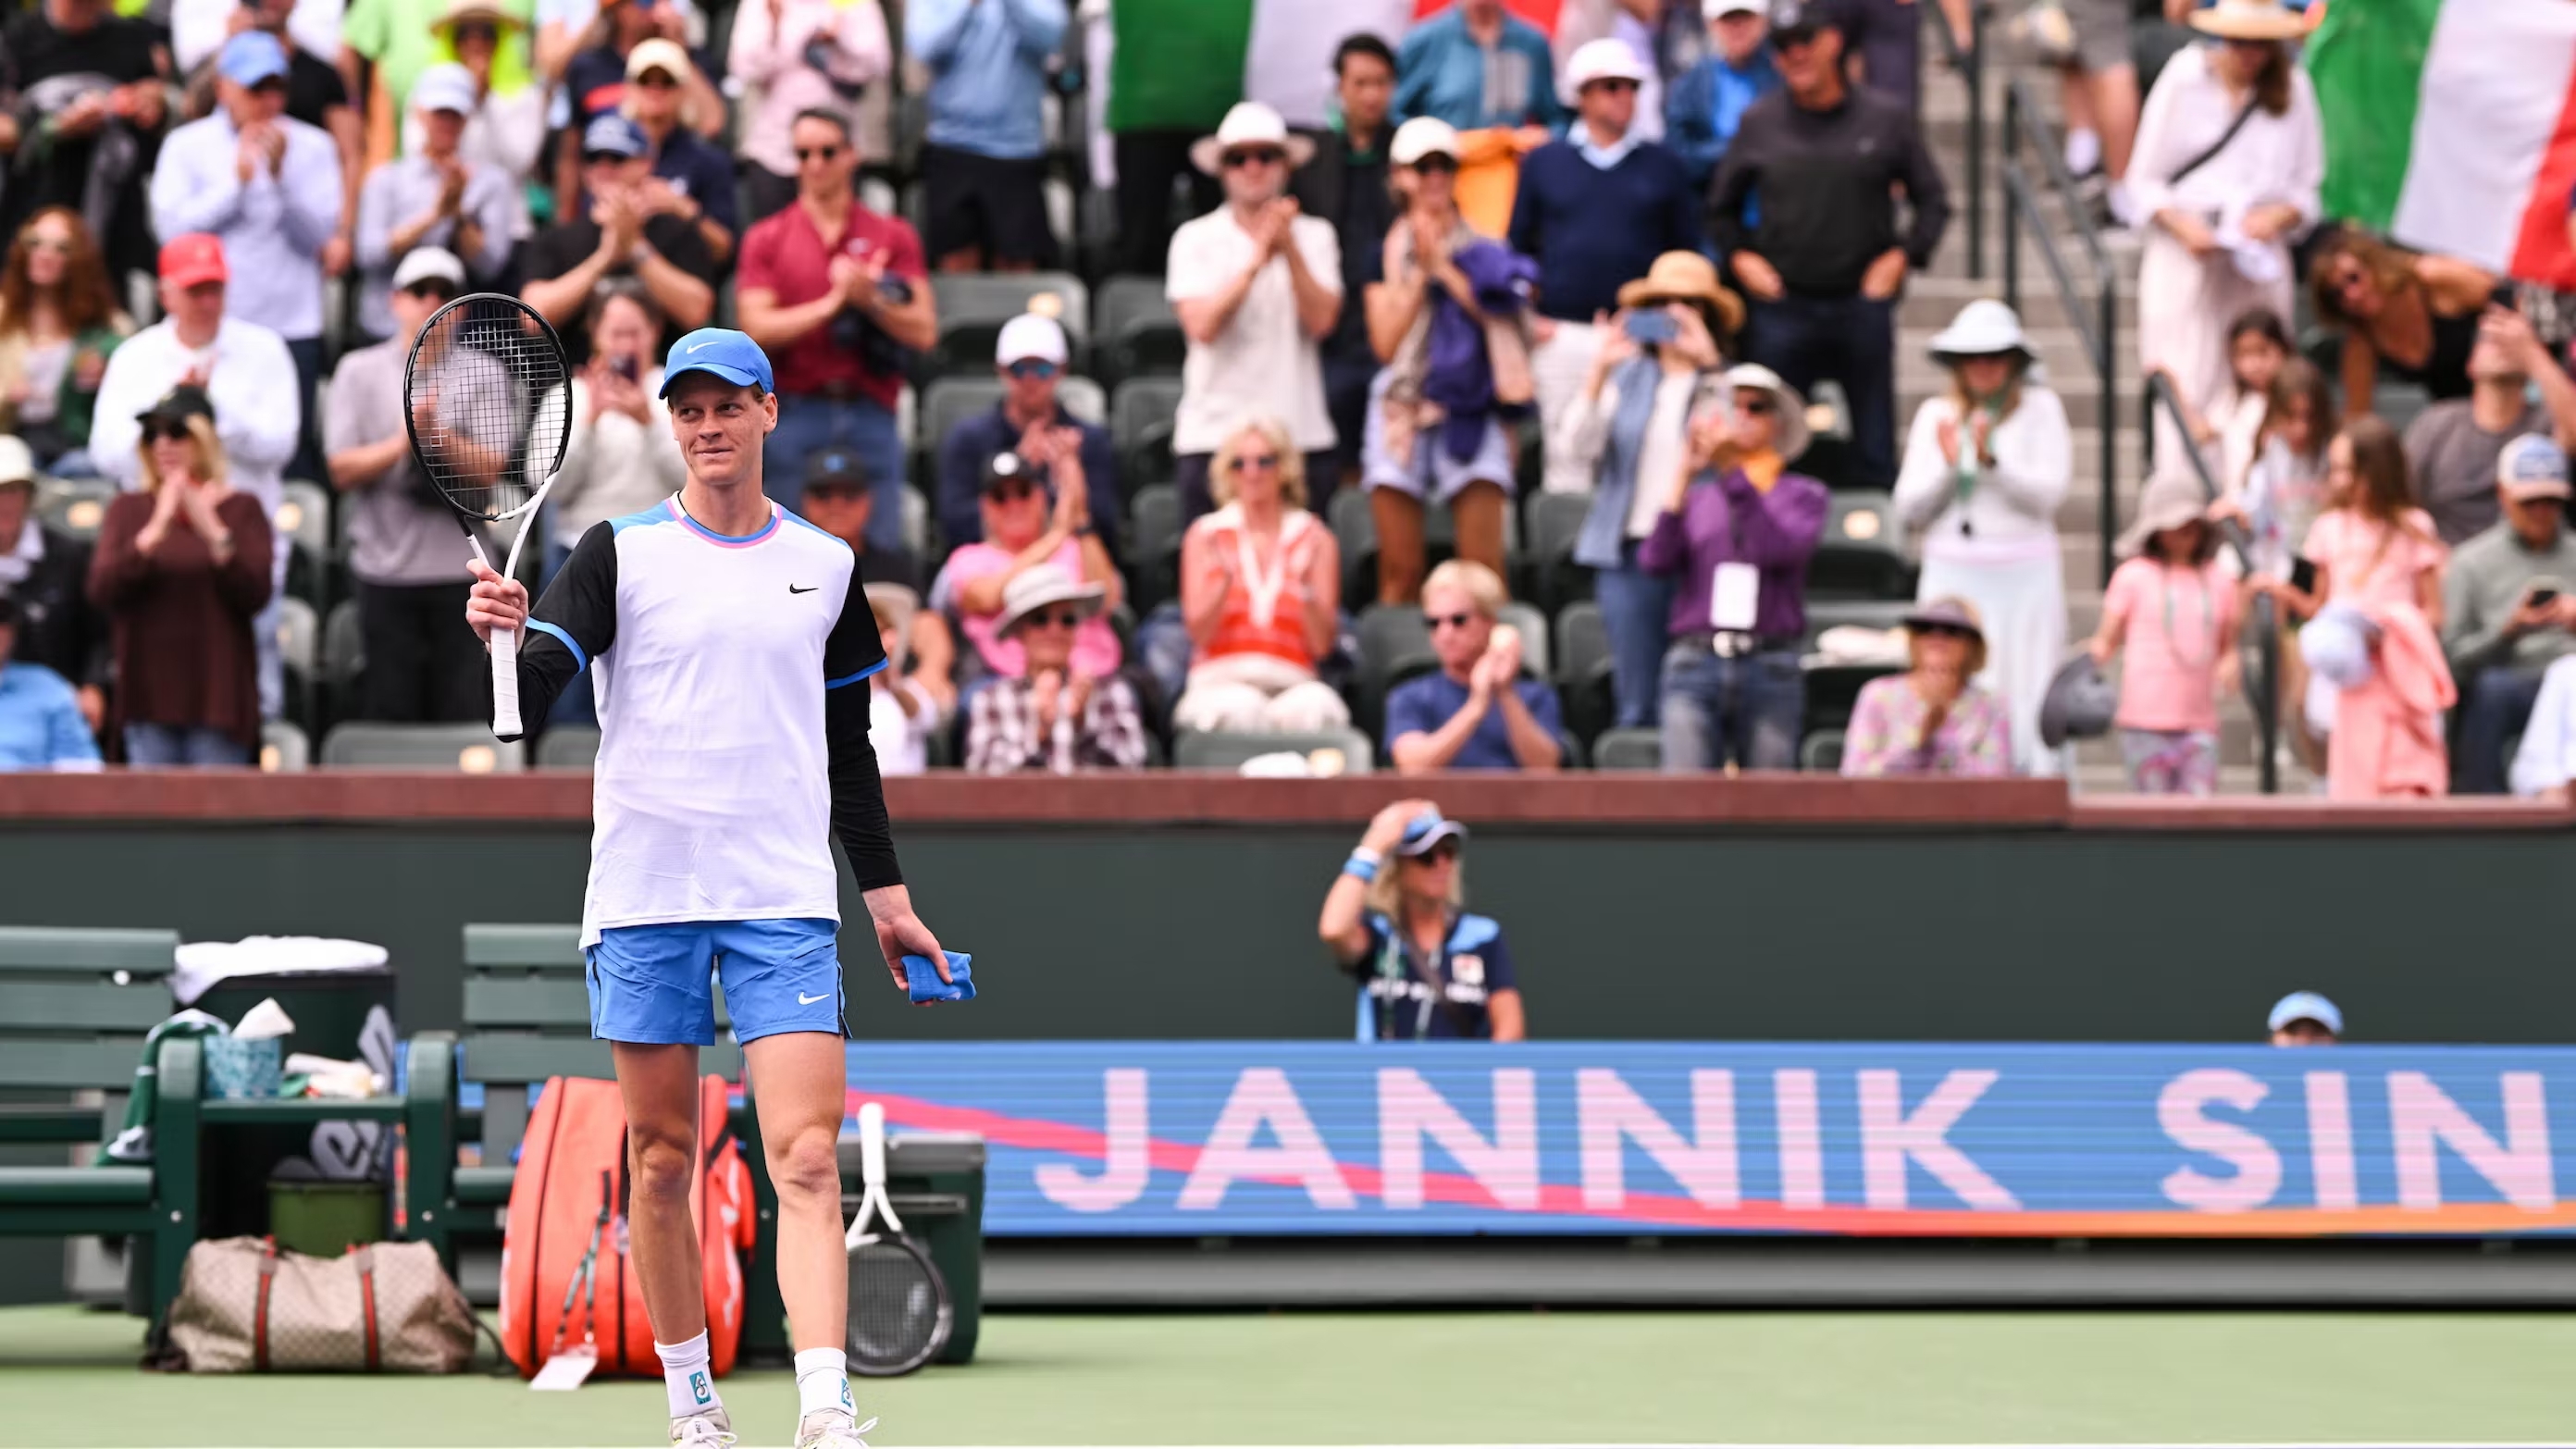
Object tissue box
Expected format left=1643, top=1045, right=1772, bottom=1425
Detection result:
left=205, top=1036, right=284, bottom=1099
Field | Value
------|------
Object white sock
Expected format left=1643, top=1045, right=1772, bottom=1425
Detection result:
left=657, top=1332, right=722, bottom=1420
left=795, top=1346, right=854, bottom=1422
left=2064, top=126, right=2102, bottom=177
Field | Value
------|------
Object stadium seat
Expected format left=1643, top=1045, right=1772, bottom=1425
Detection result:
left=1497, top=601, right=1552, bottom=680
left=274, top=598, right=317, bottom=728
left=1125, top=483, right=1183, bottom=611
left=1802, top=599, right=1911, bottom=729
left=1172, top=727, right=1376, bottom=774
left=276, top=478, right=334, bottom=606
left=1809, top=489, right=1912, bottom=600
left=929, top=272, right=1091, bottom=376
left=1554, top=600, right=1616, bottom=749
left=320, top=599, right=364, bottom=732
left=920, top=377, right=1008, bottom=464
left=535, top=724, right=601, bottom=769
left=1057, top=376, right=1108, bottom=427
left=1801, top=727, right=1847, bottom=774
left=899, top=485, right=930, bottom=558
left=1354, top=602, right=1437, bottom=742
left=319, top=723, right=526, bottom=773
left=1522, top=490, right=1592, bottom=612
left=35, top=477, right=114, bottom=539
left=1111, top=377, right=1183, bottom=488
left=259, top=720, right=311, bottom=773
left=1094, top=275, right=1186, bottom=386
left=1592, top=726, right=1662, bottom=771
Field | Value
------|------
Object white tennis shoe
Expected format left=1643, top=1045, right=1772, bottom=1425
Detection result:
left=667, top=1408, right=737, bottom=1448
left=793, top=1410, right=880, bottom=1449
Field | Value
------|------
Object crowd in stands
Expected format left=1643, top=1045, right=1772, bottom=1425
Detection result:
left=3, top=0, right=2576, bottom=803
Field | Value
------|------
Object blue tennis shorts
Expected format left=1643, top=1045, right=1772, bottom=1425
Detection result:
left=586, top=917, right=846, bottom=1046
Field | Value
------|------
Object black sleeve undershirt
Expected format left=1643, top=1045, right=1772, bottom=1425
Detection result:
left=823, top=570, right=902, bottom=891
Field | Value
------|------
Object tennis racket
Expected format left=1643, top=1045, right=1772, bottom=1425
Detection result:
left=842, top=1101, right=951, bottom=1376
left=402, top=292, right=574, bottom=739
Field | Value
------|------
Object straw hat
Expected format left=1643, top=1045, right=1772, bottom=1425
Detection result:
left=866, top=582, right=920, bottom=672
left=1927, top=298, right=2037, bottom=367
left=1189, top=103, right=1316, bottom=177
left=2114, top=469, right=2214, bottom=558
left=1901, top=596, right=1988, bottom=675
left=1616, top=252, right=1745, bottom=338
left=2188, top=0, right=2312, bottom=43
left=996, top=562, right=1107, bottom=637
left=430, top=0, right=522, bottom=32
left=1722, top=363, right=1811, bottom=463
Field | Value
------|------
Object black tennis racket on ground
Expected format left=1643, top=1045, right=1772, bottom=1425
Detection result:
left=843, top=1100, right=951, bottom=1376
left=402, top=293, right=573, bottom=738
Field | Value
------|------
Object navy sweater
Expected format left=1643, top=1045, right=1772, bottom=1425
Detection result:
left=1505, top=140, right=1703, bottom=323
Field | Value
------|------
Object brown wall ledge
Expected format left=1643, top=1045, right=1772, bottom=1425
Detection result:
left=0, top=770, right=2568, bottom=831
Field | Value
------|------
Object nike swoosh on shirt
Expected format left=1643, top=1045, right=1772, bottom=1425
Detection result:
left=798, top=991, right=831, bottom=1006
left=788, top=584, right=818, bottom=594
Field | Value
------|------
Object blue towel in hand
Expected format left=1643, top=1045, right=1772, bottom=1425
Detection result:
left=904, top=951, right=975, bottom=1003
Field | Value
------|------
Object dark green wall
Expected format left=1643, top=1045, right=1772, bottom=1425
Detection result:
left=3, top=819, right=2568, bottom=1044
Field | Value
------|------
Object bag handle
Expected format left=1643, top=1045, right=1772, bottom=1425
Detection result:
left=351, top=1245, right=381, bottom=1372
left=253, top=1240, right=279, bottom=1373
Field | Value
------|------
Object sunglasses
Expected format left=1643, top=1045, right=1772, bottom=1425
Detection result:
left=1227, top=452, right=1281, bottom=474
left=584, top=151, right=633, bottom=167
left=1584, top=78, right=1641, bottom=93
left=1224, top=148, right=1286, bottom=169
left=402, top=281, right=457, bottom=302
left=1006, top=359, right=1059, bottom=381
left=1408, top=842, right=1461, bottom=864
left=1411, top=155, right=1459, bottom=175
left=1774, top=26, right=1823, bottom=47
left=634, top=70, right=680, bottom=88
left=1913, top=623, right=1975, bottom=641
left=985, top=482, right=1040, bottom=503
left=452, top=20, right=497, bottom=43
left=142, top=421, right=195, bottom=443
left=1737, top=397, right=1775, bottom=416
left=1022, top=609, right=1084, bottom=630
left=1424, top=611, right=1478, bottom=631
left=795, top=143, right=845, bottom=162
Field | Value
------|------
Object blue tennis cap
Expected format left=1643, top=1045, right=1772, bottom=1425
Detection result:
left=219, top=31, right=291, bottom=87
left=1395, top=809, right=1468, bottom=858
left=2267, top=991, right=2343, bottom=1037
left=660, top=328, right=774, bottom=398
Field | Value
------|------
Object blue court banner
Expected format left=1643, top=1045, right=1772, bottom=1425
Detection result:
left=841, top=1042, right=2576, bottom=1237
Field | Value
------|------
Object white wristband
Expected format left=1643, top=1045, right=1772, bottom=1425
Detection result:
left=1349, top=847, right=1383, bottom=870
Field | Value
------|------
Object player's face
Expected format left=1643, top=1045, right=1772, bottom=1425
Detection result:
left=666, top=378, right=776, bottom=488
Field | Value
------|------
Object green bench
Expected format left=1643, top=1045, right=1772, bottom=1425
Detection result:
left=0, top=926, right=199, bottom=1323
left=421, top=924, right=787, bottom=1360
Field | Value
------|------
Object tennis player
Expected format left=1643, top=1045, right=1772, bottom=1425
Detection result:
left=464, top=328, right=947, bottom=1449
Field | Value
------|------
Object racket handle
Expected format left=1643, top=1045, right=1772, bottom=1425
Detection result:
left=490, top=624, right=524, bottom=738
left=860, top=1101, right=886, bottom=1186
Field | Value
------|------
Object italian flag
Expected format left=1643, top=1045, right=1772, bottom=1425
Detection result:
left=1103, top=0, right=1418, bottom=133
left=2310, top=0, right=2576, bottom=288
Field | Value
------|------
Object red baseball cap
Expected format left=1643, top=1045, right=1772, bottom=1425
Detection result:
left=158, top=234, right=229, bottom=289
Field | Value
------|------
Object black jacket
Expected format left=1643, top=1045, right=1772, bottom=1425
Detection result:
left=1709, top=85, right=1950, bottom=298
left=6, top=525, right=107, bottom=689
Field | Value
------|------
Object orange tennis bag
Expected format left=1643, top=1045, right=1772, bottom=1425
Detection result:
left=498, top=1074, right=757, bottom=1379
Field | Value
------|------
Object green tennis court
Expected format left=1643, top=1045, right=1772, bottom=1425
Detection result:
left=10, top=1304, right=2576, bottom=1446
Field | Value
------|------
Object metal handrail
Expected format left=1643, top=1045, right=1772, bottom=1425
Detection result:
left=2143, top=373, right=2284, bottom=794
left=1998, top=77, right=2119, bottom=590
left=1928, top=1, right=1987, bottom=279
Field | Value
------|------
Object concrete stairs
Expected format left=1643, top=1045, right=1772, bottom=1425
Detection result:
left=1898, top=43, right=2303, bottom=795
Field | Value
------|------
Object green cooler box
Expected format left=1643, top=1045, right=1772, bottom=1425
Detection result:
left=837, top=1132, right=985, bottom=1365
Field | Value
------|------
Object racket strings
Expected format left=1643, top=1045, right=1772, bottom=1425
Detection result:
left=406, top=296, right=571, bottom=522
left=848, top=1242, right=941, bottom=1369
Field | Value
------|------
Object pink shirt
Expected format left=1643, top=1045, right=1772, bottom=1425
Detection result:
left=726, top=0, right=892, bottom=178
left=2302, top=507, right=2447, bottom=613
left=934, top=538, right=1124, bottom=681
left=2103, top=556, right=2241, bottom=734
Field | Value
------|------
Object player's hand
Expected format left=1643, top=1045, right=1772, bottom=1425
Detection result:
left=464, top=557, right=529, bottom=645
left=861, top=885, right=951, bottom=1000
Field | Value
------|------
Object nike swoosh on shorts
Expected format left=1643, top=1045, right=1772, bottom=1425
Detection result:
left=798, top=991, right=831, bottom=1005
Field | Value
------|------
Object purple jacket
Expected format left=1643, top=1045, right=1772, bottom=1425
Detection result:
left=1423, top=238, right=1538, bottom=462
left=1637, top=464, right=1830, bottom=640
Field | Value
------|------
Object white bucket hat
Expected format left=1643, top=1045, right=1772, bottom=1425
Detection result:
left=1927, top=298, right=2037, bottom=368
left=1390, top=117, right=1462, bottom=168
left=1723, top=363, right=1811, bottom=463
left=1190, top=102, right=1316, bottom=177
left=996, top=562, right=1108, bottom=637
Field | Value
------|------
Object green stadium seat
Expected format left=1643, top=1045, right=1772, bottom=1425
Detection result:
left=318, top=599, right=364, bottom=734
left=1125, top=483, right=1183, bottom=612
left=1522, top=490, right=1593, bottom=612
left=1554, top=600, right=1616, bottom=749
left=320, top=723, right=526, bottom=772
left=1111, top=377, right=1183, bottom=488
left=1057, top=376, right=1108, bottom=427
left=1095, top=274, right=1185, bottom=385
left=1172, top=727, right=1375, bottom=774
left=1800, top=727, right=1847, bottom=774
left=535, top=724, right=601, bottom=769
left=920, top=377, right=1008, bottom=468
left=1809, top=489, right=1912, bottom=600
left=1592, top=726, right=1661, bottom=771
left=929, top=273, right=1091, bottom=376
left=275, top=597, right=317, bottom=729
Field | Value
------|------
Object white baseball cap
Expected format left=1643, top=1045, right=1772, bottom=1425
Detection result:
left=0, top=435, right=34, bottom=489
left=1390, top=117, right=1461, bottom=167
left=410, top=62, right=477, bottom=117
left=391, top=246, right=466, bottom=291
left=1704, top=0, right=1765, bottom=18
left=996, top=314, right=1069, bottom=367
left=1562, top=37, right=1651, bottom=100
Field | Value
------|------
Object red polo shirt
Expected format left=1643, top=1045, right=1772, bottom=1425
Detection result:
left=737, top=199, right=926, bottom=408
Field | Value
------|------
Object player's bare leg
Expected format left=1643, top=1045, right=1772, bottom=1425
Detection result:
left=613, top=1043, right=734, bottom=1446
left=745, top=1031, right=870, bottom=1447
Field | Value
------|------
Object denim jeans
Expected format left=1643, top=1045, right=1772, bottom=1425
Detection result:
left=2458, top=664, right=2549, bottom=795
left=1592, top=552, right=1673, bottom=729
left=1659, top=643, right=1805, bottom=771
left=765, top=392, right=904, bottom=547
left=286, top=334, right=327, bottom=486
left=1744, top=293, right=1898, bottom=488
left=125, top=723, right=250, bottom=767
